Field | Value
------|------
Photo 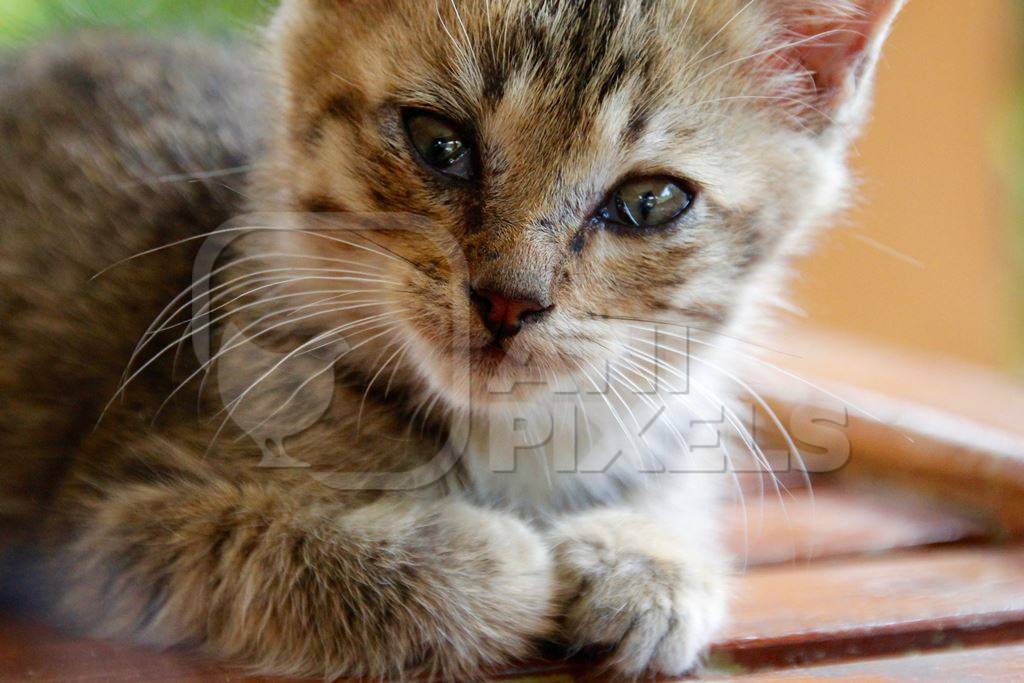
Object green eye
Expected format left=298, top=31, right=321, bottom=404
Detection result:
left=403, top=109, right=474, bottom=180
left=599, top=176, right=695, bottom=230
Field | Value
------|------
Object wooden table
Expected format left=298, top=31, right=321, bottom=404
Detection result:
left=3, top=330, right=1023, bottom=681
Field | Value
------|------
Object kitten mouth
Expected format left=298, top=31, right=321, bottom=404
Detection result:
left=467, top=338, right=541, bottom=376
left=470, top=342, right=508, bottom=365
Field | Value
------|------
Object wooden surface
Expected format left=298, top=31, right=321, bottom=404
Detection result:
left=2, top=335, right=1023, bottom=680
left=725, top=483, right=986, bottom=567
left=721, top=643, right=1024, bottom=682
left=714, top=545, right=1024, bottom=670
left=0, top=617, right=260, bottom=682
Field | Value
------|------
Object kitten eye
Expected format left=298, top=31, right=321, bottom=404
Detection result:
left=599, top=177, right=695, bottom=230
left=403, top=109, right=474, bottom=180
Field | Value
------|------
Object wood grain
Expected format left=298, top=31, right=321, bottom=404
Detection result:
left=750, top=328, right=1024, bottom=533
left=726, top=484, right=987, bottom=567
left=712, top=546, right=1024, bottom=670
left=714, top=643, right=1024, bottom=681
left=11, top=547, right=1021, bottom=681
left=0, top=616, right=282, bottom=683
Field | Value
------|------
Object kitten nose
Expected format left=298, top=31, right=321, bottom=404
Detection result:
left=469, top=287, right=553, bottom=340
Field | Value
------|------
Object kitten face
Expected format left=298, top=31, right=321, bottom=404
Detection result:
left=261, top=0, right=899, bottom=409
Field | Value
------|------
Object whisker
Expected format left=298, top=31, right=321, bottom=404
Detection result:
left=607, top=361, right=690, bottom=476
left=160, top=275, right=383, bottom=341
left=91, top=222, right=428, bottom=282
left=150, top=300, right=388, bottom=422
left=168, top=289, right=382, bottom=391
left=119, top=289, right=387, bottom=415
left=623, top=342, right=803, bottom=513
left=614, top=349, right=752, bottom=563
left=356, top=333, right=419, bottom=436
left=205, top=312, right=406, bottom=451
left=449, top=0, right=472, bottom=47
left=569, top=358, right=646, bottom=476
left=687, top=28, right=853, bottom=91
left=119, top=164, right=253, bottom=189
left=137, top=272, right=394, bottom=391
left=620, top=344, right=784, bottom=501
left=642, top=325, right=886, bottom=426
left=848, top=231, right=925, bottom=269
left=212, top=309, right=400, bottom=417
left=126, top=252, right=388, bottom=383
left=417, top=388, right=445, bottom=439
left=683, top=0, right=758, bottom=72
left=385, top=342, right=414, bottom=399
left=587, top=312, right=802, bottom=359
left=688, top=94, right=839, bottom=130
left=560, top=362, right=596, bottom=457
left=238, top=317, right=411, bottom=439
left=610, top=352, right=693, bottom=451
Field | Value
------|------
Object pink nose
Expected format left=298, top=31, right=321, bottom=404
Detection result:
left=470, top=288, right=553, bottom=340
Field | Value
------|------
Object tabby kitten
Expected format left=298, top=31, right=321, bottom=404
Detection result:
left=0, top=0, right=903, bottom=679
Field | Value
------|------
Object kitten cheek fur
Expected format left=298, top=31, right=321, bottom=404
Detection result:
left=0, top=1, right=904, bottom=680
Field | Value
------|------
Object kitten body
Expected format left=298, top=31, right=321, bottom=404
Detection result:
left=0, top=1, right=904, bottom=679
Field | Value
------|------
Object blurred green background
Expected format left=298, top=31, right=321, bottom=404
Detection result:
left=1013, top=81, right=1024, bottom=376
left=1, top=0, right=1023, bottom=374
left=0, top=0, right=272, bottom=41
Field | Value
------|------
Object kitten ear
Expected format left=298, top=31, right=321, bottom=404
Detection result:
left=774, top=0, right=906, bottom=130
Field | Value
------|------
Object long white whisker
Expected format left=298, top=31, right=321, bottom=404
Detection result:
left=560, top=363, right=595, bottom=458
left=152, top=300, right=388, bottom=421
left=116, top=289, right=387, bottom=416
left=164, top=280, right=380, bottom=343
left=418, top=389, right=445, bottom=438
left=205, top=313, right=404, bottom=451
left=153, top=273, right=394, bottom=386
left=689, top=94, right=838, bottom=130
left=589, top=312, right=801, bottom=359
left=620, top=323, right=884, bottom=427
left=683, top=0, right=757, bottom=71
left=571, top=359, right=646, bottom=480
left=126, top=252, right=388, bottom=382
left=687, top=28, right=852, bottom=90
left=167, top=287, right=383, bottom=384
left=630, top=327, right=833, bottom=505
left=621, top=344, right=784, bottom=506
left=178, top=270, right=397, bottom=334
left=119, top=163, right=253, bottom=189
left=92, top=223, right=424, bottom=281
left=214, top=310, right=400, bottom=418
left=684, top=334, right=885, bottom=425
left=240, top=318, right=410, bottom=439
left=385, top=342, right=414, bottom=399
left=356, top=333, right=419, bottom=435
left=611, top=352, right=692, bottom=451
left=449, top=0, right=472, bottom=47
left=623, top=342, right=799, bottom=522
left=614, top=349, right=751, bottom=563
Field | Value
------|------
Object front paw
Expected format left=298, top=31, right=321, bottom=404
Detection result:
left=550, top=510, right=726, bottom=680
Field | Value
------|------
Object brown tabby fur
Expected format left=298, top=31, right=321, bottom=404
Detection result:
left=0, top=1, right=903, bottom=679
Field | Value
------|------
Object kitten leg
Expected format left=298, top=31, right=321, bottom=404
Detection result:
left=550, top=507, right=728, bottom=680
left=53, top=479, right=556, bottom=681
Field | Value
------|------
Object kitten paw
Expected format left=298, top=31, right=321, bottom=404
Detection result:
left=551, top=510, right=726, bottom=679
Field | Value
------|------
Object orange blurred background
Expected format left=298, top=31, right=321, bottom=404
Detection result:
left=792, top=0, right=1022, bottom=373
